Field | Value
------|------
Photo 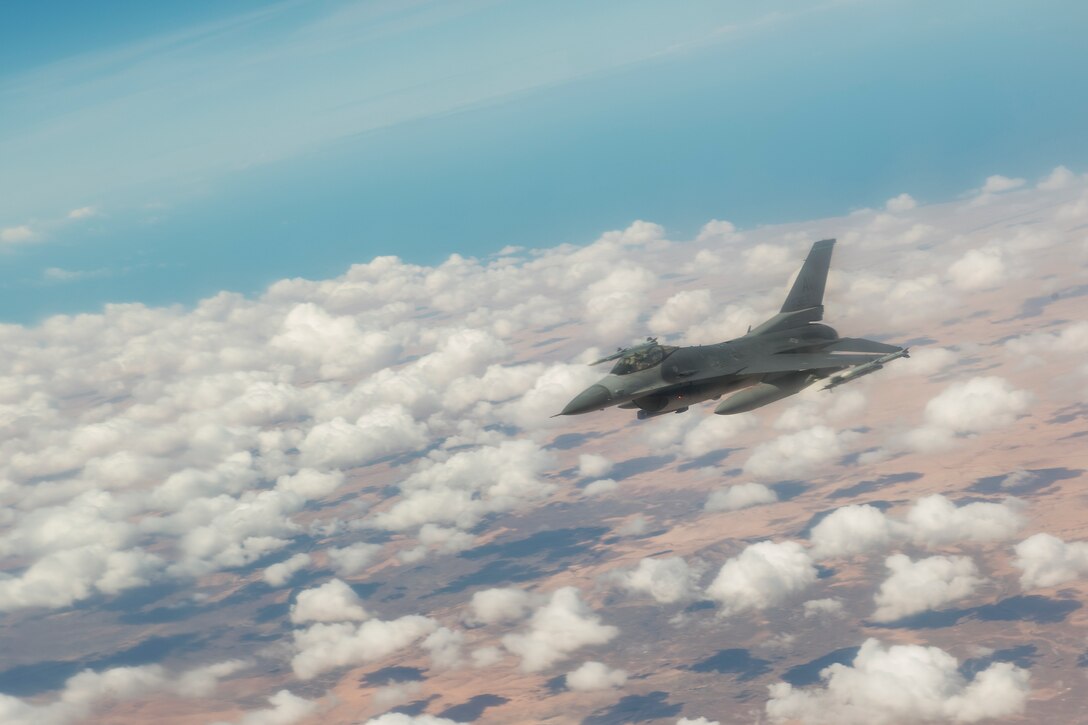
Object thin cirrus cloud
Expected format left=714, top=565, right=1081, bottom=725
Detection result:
left=0, top=1, right=808, bottom=221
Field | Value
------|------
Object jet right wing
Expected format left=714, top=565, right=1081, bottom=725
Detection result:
left=818, top=337, right=903, bottom=354
left=740, top=351, right=886, bottom=375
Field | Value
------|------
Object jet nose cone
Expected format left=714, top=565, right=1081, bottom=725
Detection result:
left=560, top=384, right=611, bottom=415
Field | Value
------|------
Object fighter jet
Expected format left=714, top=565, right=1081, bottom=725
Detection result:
left=559, top=239, right=908, bottom=419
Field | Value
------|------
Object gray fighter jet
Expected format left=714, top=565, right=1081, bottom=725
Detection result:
left=559, top=239, right=908, bottom=419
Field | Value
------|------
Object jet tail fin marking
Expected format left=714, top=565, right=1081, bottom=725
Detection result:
left=780, top=238, right=835, bottom=314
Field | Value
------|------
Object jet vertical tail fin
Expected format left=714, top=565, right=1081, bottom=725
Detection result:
left=747, top=238, right=836, bottom=336
left=780, top=238, right=835, bottom=314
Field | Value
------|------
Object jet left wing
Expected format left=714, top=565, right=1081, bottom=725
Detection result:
left=740, top=352, right=887, bottom=375
left=818, top=337, right=903, bottom=354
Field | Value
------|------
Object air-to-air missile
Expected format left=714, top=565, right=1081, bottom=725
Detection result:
left=822, top=349, right=910, bottom=391
left=559, top=238, right=910, bottom=419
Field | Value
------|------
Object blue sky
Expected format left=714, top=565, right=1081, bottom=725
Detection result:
left=2, top=0, right=1086, bottom=323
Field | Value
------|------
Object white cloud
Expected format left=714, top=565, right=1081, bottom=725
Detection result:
left=566, top=661, right=628, bottom=691
left=648, top=289, right=713, bottom=336
left=871, top=554, right=983, bottom=622
left=422, top=626, right=465, bottom=669
left=766, top=638, right=1030, bottom=723
left=471, top=646, right=504, bottom=668
left=67, top=206, right=98, bottom=219
left=887, top=346, right=956, bottom=378
left=275, top=468, right=344, bottom=500
left=43, top=267, right=110, bottom=282
left=502, top=587, right=618, bottom=671
left=677, top=719, right=721, bottom=725
left=370, top=440, right=555, bottom=532
left=901, top=377, right=1032, bottom=453
left=980, top=174, right=1025, bottom=195
left=416, top=523, right=475, bottom=555
left=803, top=598, right=844, bottom=619
left=496, top=362, right=600, bottom=428
left=744, top=426, right=858, bottom=480
left=809, top=504, right=903, bottom=559
left=583, top=265, right=657, bottom=339
left=218, top=690, right=318, bottom=725
left=174, top=660, right=251, bottom=698
left=0, top=160, right=1082, bottom=722
left=468, top=586, right=536, bottom=625
left=1057, top=189, right=1088, bottom=220
left=695, top=219, right=739, bottom=244
left=904, top=495, right=1023, bottom=547
left=327, top=542, right=383, bottom=576
left=0, top=544, right=162, bottom=612
left=263, top=553, right=312, bottom=587
left=372, top=682, right=422, bottom=710
left=298, top=405, right=427, bottom=470
left=619, top=556, right=700, bottom=604
left=1013, top=533, right=1088, bottom=589
left=291, top=615, right=437, bottom=679
left=681, top=303, right=761, bottom=345
left=884, top=193, right=917, bottom=213
left=364, top=714, right=465, bottom=725
left=703, top=482, right=778, bottom=513
left=1038, top=165, right=1076, bottom=190
left=947, top=247, right=1006, bottom=291
left=0, top=224, right=35, bottom=243
left=680, top=413, right=757, bottom=458
left=583, top=478, right=619, bottom=496
left=1004, top=321, right=1088, bottom=359
left=0, top=660, right=246, bottom=725
left=615, top=515, right=650, bottom=536
left=290, top=579, right=369, bottom=624
left=269, top=302, right=403, bottom=380
left=706, top=540, right=817, bottom=615
left=742, top=244, right=793, bottom=276
left=577, top=453, right=613, bottom=478
left=809, top=495, right=1022, bottom=560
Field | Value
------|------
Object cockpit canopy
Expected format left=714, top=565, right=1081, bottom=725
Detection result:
left=609, top=344, right=677, bottom=376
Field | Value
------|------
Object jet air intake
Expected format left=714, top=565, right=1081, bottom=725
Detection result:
left=634, top=379, right=754, bottom=417
left=714, top=372, right=815, bottom=415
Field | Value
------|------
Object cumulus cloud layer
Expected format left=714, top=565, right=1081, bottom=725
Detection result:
left=565, top=661, right=628, bottom=691
left=871, top=554, right=983, bottom=622
left=0, top=222, right=681, bottom=617
left=502, top=587, right=618, bottom=671
left=619, top=556, right=700, bottom=604
left=0, top=660, right=247, bottom=725
left=901, top=377, right=1033, bottom=453
left=468, top=586, right=537, bottom=625
left=706, top=541, right=817, bottom=615
left=703, top=482, right=778, bottom=513
left=766, top=638, right=1030, bottom=724
left=290, top=579, right=369, bottom=624
left=2, top=169, right=1085, bottom=722
left=263, top=553, right=312, bottom=587
left=744, top=426, right=858, bottom=480
left=291, top=615, right=437, bottom=679
left=1013, top=533, right=1088, bottom=589
left=216, top=689, right=318, bottom=725
left=808, top=495, right=1023, bottom=559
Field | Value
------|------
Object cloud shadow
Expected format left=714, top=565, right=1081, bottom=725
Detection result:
left=581, top=691, right=683, bottom=724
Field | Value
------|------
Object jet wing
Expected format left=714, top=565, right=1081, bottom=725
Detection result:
left=740, top=352, right=886, bottom=375
left=818, top=338, right=903, bottom=354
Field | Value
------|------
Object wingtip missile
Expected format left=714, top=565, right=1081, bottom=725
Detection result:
left=823, top=348, right=909, bottom=391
